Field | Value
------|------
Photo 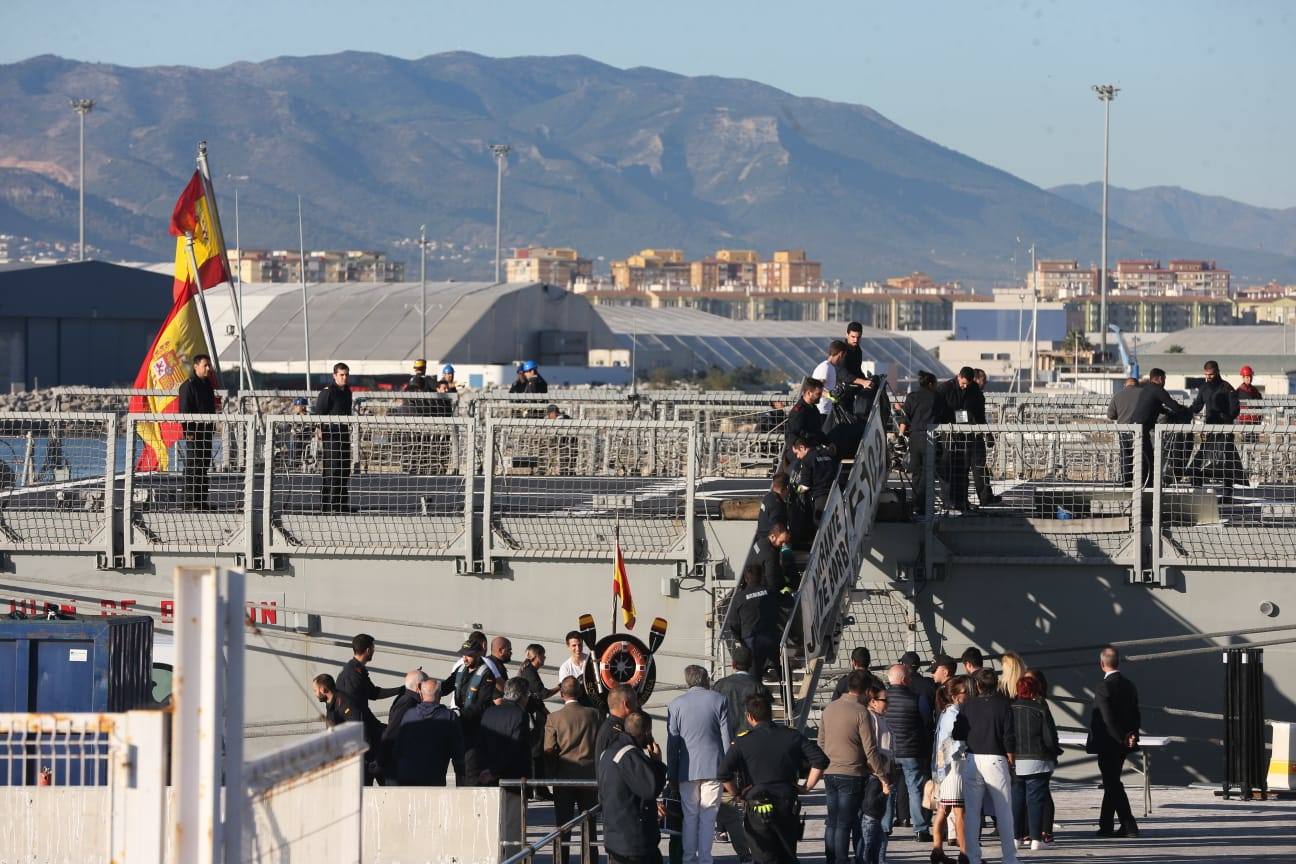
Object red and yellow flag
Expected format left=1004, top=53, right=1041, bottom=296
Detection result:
left=613, top=540, right=636, bottom=630
left=130, top=173, right=224, bottom=470
left=169, top=170, right=230, bottom=302
left=128, top=292, right=210, bottom=471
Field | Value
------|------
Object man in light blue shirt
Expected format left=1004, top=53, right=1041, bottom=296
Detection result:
left=667, top=665, right=731, bottom=864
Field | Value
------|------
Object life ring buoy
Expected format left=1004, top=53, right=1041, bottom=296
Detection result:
left=598, top=639, right=648, bottom=690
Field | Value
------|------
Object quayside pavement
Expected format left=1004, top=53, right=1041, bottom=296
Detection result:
left=511, top=783, right=1296, bottom=863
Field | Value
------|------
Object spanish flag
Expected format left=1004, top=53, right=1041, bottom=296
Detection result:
left=169, top=170, right=230, bottom=302
left=129, top=173, right=223, bottom=470
left=613, top=540, right=636, bottom=630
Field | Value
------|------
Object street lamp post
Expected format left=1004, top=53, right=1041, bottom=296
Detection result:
left=491, top=144, right=511, bottom=283
left=70, top=98, right=94, bottom=261
left=1093, top=84, right=1120, bottom=363
left=418, top=224, right=428, bottom=360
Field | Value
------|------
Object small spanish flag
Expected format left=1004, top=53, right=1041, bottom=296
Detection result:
left=613, top=540, right=636, bottom=630
left=168, top=170, right=231, bottom=302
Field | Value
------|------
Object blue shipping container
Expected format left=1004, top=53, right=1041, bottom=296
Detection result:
left=0, top=615, right=154, bottom=785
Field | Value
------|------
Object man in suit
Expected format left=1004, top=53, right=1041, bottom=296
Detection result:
left=1086, top=645, right=1141, bottom=838
left=517, top=644, right=555, bottom=795
left=479, top=678, right=533, bottom=850
left=1131, top=368, right=1189, bottom=485
left=545, top=676, right=601, bottom=864
left=667, top=666, right=731, bottom=864
left=380, top=668, right=427, bottom=781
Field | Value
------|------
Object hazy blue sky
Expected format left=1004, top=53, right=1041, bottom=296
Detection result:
left=4, top=0, right=1292, bottom=208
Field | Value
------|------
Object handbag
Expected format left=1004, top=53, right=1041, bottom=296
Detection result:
left=922, top=778, right=938, bottom=810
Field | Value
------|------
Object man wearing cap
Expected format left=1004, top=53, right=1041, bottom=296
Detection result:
left=405, top=359, right=432, bottom=392
left=929, top=654, right=958, bottom=687
left=899, top=651, right=937, bottom=722
left=511, top=360, right=548, bottom=394
left=439, top=364, right=459, bottom=393
left=1237, top=365, right=1262, bottom=424
left=446, top=638, right=494, bottom=785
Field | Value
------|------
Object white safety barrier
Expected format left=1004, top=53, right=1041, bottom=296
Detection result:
left=1267, top=721, right=1295, bottom=791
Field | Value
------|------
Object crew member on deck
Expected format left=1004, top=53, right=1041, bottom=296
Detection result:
left=177, top=353, right=216, bottom=511
left=315, top=362, right=353, bottom=513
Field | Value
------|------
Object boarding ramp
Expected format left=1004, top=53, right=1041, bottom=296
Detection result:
left=262, top=414, right=474, bottom=559
left=122, top=413, right=256, bottom=565
left=780, top=383, right=894, bottom=732
left=483, top=418, right=695, bottom=572
left=1152, top=424, right=1296, bottom=581
left=925, top=423, right=1142, bottom=568
left=0, top=412, right=116, bottom=560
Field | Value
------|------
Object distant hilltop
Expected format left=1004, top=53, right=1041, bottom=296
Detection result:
left=2, top=51, right=1296, bottom=286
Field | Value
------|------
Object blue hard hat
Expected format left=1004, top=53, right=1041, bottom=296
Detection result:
left=520, top=360, right=538, bottom=372
left=442, top=364, right=455, bottom=375
left=292, top=397, right=308, bottom=406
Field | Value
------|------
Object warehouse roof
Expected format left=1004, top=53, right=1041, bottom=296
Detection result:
left=595, top=305, right=948, bottom=381
left=1142, top=325, right=1296, bottom=375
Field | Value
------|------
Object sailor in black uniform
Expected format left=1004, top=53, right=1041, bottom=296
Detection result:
left=718, top=693, right=828, bottom=864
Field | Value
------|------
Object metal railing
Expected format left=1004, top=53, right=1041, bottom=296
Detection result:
left=925, top=423, right=1142, bottom=568
left=123, top=413, right=256, bottom=564
left=0, top=713, right=119, bottom=786
left=0, top=412, right=116, bottom=560
left=1152, top=424, right=1296, bottom=579
left=780, top=383, right=894, bottom=731
left=499, top=778, right=600, bottom=864
left=262, top=415, right=474, bottom=558
left=483, top=418, right=695, bottom=571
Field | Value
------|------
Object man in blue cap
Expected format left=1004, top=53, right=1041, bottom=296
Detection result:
left=439, top=364, right=459, bottom=393
left=510, top=360, right=548, bottom=394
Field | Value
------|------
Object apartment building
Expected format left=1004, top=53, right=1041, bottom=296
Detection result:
left=505, top=246, right=593, bottom=287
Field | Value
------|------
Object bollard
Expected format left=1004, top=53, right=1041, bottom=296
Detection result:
left=1267, top=721, right=1295, bottom=792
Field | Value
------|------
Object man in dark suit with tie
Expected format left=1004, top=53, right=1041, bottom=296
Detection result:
left=1086, top=645, right=1141, bottom=838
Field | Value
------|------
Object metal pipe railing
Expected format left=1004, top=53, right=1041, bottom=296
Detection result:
left=498, top=778, right=601, bottom=864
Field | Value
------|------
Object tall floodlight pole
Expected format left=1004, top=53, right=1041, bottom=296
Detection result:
left=1028, top=243, right=1038, bottom=390
left=418, top=224, right=428, bottom=360
left=491, top=144, right=511, bottom=283
left=1093, top=84, right=1119, bottom=363
left=298, top=196, right=313, bottom=392
left=70, top=99, right=94, bottom=261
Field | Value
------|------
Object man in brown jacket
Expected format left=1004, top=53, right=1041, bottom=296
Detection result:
left=818, top=671, right=891, bottom=864
left=544, top=676, right=600, bottom=864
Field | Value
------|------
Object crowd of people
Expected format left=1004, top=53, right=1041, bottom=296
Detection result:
left=310, top=630, right=1142, bottom=864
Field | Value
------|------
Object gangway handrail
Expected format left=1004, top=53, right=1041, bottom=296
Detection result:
left=778, top=381, right=894, bottom=731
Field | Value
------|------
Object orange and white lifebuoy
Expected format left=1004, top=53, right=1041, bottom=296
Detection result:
left=598, top=639, right=648, bottom=690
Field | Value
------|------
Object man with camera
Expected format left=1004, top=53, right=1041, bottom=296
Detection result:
left=598, top=711, right=668, bottom=864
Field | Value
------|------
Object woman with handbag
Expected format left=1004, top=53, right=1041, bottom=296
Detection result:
left=929, top=676, right=970, bottom=864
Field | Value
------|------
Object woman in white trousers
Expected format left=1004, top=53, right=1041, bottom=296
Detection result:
left=953, top=668, right=1019, bottom=864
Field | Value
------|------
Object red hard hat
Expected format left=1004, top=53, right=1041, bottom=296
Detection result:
left=1240, top=365, right=1254, bottom=377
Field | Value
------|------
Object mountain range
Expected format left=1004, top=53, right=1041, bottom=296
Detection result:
left=1, top=51, right=1293, bottom=286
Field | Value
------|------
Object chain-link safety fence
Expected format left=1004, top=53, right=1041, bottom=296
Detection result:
left=263, top=415, right=473, bottom=557
left=0, top=412, right=116, bottom=557
left=483, top=418, right=695, bottom=569
left=1153, top=424, right=1296, bottom=573
left=926, top=423, right=1142, bottom=566
left=123, top=414, right=256, bottom=562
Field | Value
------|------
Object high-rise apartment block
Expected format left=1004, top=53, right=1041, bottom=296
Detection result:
left=1030, top=258, right=1229, bottom=299
left=505, top=247, right=593, bottom=287
left=235, top=249, right=403, bottom=283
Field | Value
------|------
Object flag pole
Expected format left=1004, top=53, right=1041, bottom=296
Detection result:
left=195, top=142, right=256, bottom=390
left=297, top=196, right=313, bottom=392
left=184, top=233, right=223, bottom=381
left=611, top=521, right=619, bottom=636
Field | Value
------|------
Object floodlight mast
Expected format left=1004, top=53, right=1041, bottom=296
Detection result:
left=1093, top=84, right=1119, bottom=363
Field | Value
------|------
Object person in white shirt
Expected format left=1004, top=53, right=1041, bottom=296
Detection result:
left=812, top=340, right=872, bottom=416
left=558, top=630, right=591, bottom=683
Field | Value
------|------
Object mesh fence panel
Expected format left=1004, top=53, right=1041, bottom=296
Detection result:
left=123, top=414, right=254, bottom=557
left=0, top=413, right=114, bottom=552
left=265, top=415, right=472, bottom=556
left=929, top=423, right=1140, bottom=563
left=1155, top=424, right=1296, bottom=566
left=805, top=588, right=913, bottom=727
left=0, top=714, right=117, bottom=787
left=484, top=418, right=694, bottom=562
